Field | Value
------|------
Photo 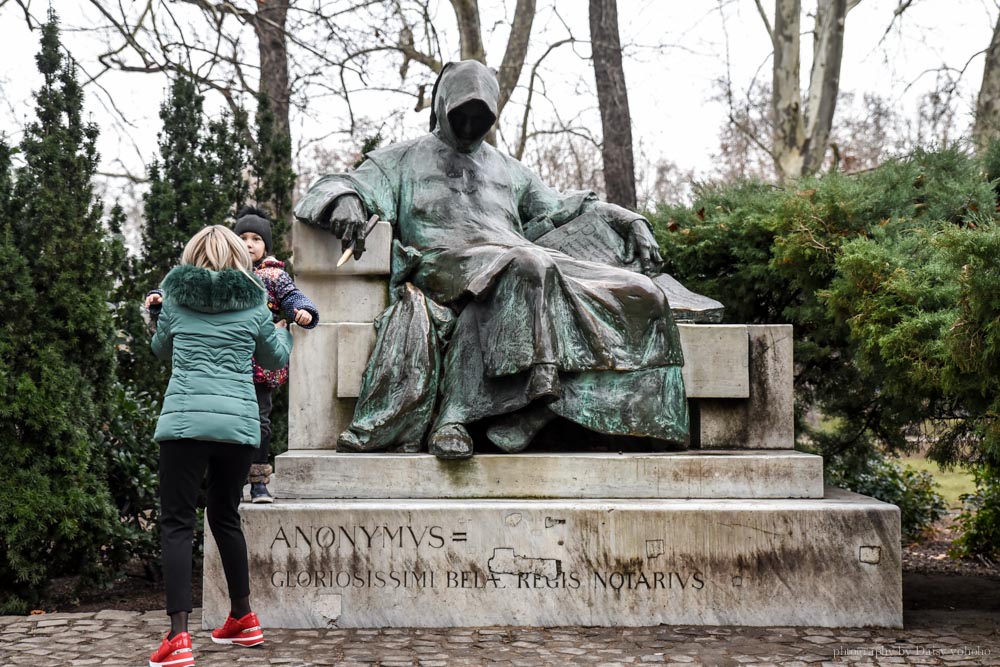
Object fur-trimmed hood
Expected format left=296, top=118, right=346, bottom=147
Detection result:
left=161, top=264, right=266, bottom=313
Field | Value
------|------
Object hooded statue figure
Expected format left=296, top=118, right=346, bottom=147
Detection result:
left=295, top=60, right=688, bottom=458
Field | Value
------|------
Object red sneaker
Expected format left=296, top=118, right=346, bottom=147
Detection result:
left=211, top=611, right=265, bottom=647
left=149, top=631, right=194, bottom=667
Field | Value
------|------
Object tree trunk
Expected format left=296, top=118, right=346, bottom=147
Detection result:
left=252, top=0, right=294, bottom=246
left=496, top=0, right=536, bottom=119
left=771, top=0, right=848, bottom=180
left=974, top=12, right=1000, bottom=150
left=802, top=0, right=847, bottom=174
left=449, top=0, right=486, bottom=63
left=448, top=0, right=534, bottom=148
left=771, top=0, right=805, bottom=180
left=589, top=0, right=637, bottom=209
left=254, top=0, right=290, bottom=144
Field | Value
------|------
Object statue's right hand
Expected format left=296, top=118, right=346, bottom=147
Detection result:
left=328, top=195, right=367, bottom=259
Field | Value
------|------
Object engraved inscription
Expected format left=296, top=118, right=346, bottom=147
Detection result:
left=270, top=524, right=446, bottom=551
left=266, top=525, right=713, bottom=595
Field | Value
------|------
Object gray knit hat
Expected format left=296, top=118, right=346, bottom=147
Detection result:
left=234, top=206, right=273, bottom=253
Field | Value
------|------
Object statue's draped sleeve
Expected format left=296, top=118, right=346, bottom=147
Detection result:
left=510, top=159, right=649, bottom=241
left=294, top=154, right=399, bottom=227
left=515, top=166, right=595, bottom=231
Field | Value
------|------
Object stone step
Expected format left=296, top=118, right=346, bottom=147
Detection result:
left=276, top=450, right=824, bottom=500
left=203, top=488, right=901, bottom=629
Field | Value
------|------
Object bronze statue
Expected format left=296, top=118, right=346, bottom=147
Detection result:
left=295, top=60, right=690, bottom=459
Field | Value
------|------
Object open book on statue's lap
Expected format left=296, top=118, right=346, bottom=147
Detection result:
left=533, top=211, right=725, bottom=323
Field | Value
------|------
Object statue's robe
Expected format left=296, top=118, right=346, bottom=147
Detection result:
left=295, top=62, right=688, bottom=451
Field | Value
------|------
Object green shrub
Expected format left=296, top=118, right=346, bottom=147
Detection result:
left=952, top=470, right=1000, bottom=560
left=649, top=146, right=999, bottom=545
left=826, top=451, right=946, bottom=540
left=101, top=385, right=161, bottom=577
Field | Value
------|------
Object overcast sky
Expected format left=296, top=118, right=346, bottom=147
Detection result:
left=0, top=0, right=996, bottom=204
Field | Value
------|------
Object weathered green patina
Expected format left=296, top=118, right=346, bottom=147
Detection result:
left=294, top=61, right=688, bottom=458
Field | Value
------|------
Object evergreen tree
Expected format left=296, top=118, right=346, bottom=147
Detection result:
left=105, top=204, right=161, bottom=574
left=139, top=76, right=250, bottom=287
left=251, top=92, right=295, bottom=259
left=0, top=12, right=126, bottom=613
left=121, top=76, right=251, bottom=400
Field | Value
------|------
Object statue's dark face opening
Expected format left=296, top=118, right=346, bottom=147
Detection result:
left=431, top=61, right=500, bottom=153
left=447, top=100, right=495, bottom=143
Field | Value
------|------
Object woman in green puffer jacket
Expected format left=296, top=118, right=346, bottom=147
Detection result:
left=147, top=225, right=291, bottom=667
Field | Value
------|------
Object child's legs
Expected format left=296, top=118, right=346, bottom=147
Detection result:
left=253, top=383, right=273, bottom=466
left=159, top=440, right=211, bottom=616
left=205, top=442, right=255, bottom=603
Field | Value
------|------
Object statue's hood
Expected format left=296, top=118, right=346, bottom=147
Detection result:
left=430, top=60, right=498, bottom=153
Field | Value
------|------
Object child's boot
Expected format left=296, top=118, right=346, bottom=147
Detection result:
left=249, top=463, right=273, bottom=504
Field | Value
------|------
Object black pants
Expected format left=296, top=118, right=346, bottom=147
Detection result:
left=159, top=439, right=255, bottom=615
left=252, top=384, right=274, bottom=465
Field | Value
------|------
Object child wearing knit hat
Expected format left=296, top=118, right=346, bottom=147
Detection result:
left=233, top=206, right=319, bottom=503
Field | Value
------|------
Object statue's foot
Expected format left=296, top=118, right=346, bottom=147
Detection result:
left=337, top=429, right=364, bottom=452
left=429, top=423, right=474, bottom=460
left=486, top=405, right=556, bottom=453
left=527, top=363, right=560, bottom=403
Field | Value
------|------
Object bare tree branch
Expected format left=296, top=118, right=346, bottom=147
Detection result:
left=728, top=110, right=776, bottom=159
left=97, top=170, right=150, bottom=184
left=526, top=127, right=602, bottom=146
left=880, top=0, right=915, bottom=42
left=754, top=0, right=773, bottom=43
left=515, top=37, right=576, bottom=160
left=11, top=0, right=36, bottom=29
left=903, top=49, right=988, bottom=94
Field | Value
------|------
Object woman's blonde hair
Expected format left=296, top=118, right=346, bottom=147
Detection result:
left=181, top=225, right=262, bottom=288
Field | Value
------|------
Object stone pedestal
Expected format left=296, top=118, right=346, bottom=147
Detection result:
left=201, top=219, right=903, bottom=630
left=203, top=489, right=901, bottom=628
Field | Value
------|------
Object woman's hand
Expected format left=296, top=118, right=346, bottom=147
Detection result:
left=293, top=309, right=313, bottom=326
left=145, top=293, right=163, bottom=310
left=275, top=319, right=289, bottom=329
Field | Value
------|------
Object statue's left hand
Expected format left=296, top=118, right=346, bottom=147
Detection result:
left=624, top=218, right=663, bottom=276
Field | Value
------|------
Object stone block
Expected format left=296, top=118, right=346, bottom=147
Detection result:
left=293, top=219, right=392, bottom=276
left=295, top=274, right=389, bottom=325
left=202, top=488, right=901, bottom=628
left=677, top=324, right=749, bottom=398
left=287, top=324, right=355, bottom=450
left=330, top=322, right=757, bottom=403
left=336, top=323, right=378, bottom=398
left=277, top=450, right=824, bottom=500
left=695, top=325, right=794, bottom=449
left=747, top=324, right=794, bottom=448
